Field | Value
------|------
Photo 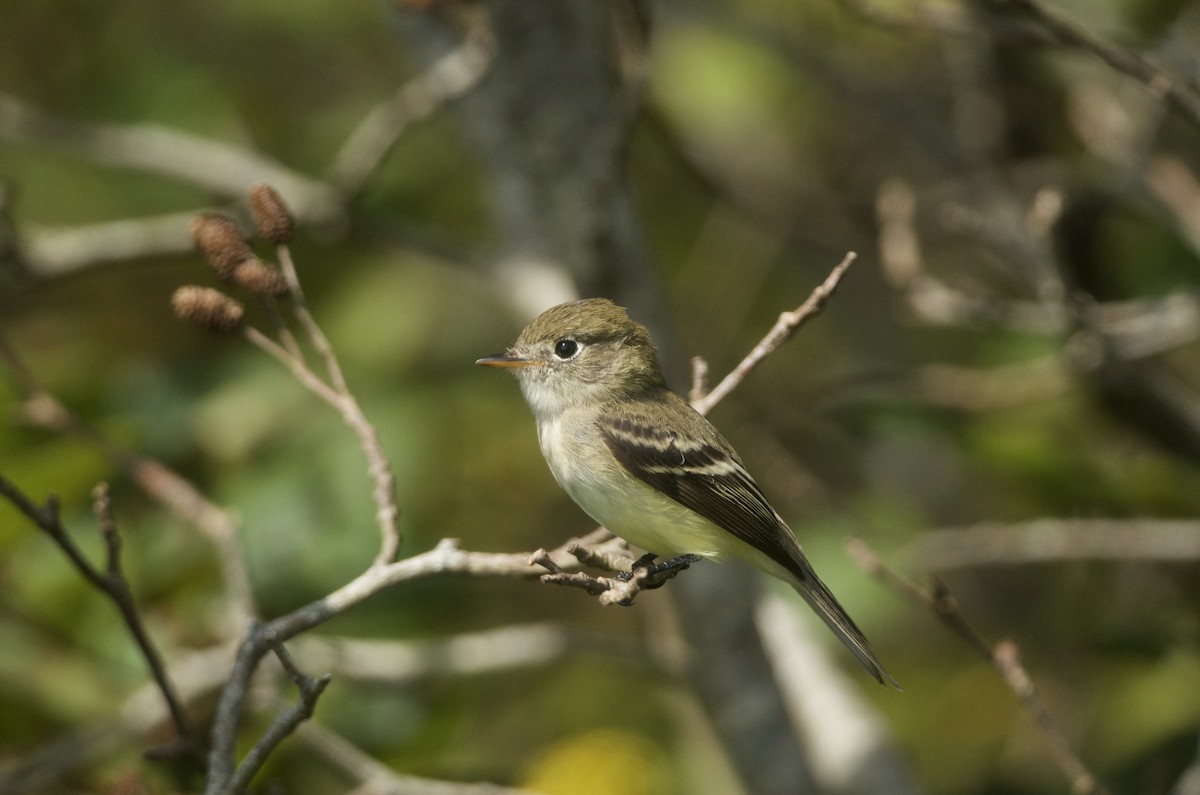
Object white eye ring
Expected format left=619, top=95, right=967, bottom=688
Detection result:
left=553, top=338, right=580, bottom=359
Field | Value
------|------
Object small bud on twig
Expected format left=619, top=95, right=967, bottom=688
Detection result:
left=191, top=213, right=254, bottom=279
left=230, top=258, right=289, bottom=298
left=171, top=286, right=245, bottom=333
left=248, top=183, right=295, bottom=244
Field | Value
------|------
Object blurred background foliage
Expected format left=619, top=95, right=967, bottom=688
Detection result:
left=2, top=0, right=1200, bottom=793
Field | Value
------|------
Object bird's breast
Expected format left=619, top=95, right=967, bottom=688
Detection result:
left=535, top=412, right=731, bottom=561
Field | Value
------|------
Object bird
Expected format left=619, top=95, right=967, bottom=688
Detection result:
left=477, top=297, right=897, bottom=686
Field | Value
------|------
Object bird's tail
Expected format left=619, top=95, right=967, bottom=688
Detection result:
left=790, top=566, right=901, bottom=689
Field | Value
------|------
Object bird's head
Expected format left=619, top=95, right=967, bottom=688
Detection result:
left=476, top=298, right=667, bottom=417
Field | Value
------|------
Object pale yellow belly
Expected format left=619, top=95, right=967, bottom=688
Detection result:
left=564, top=467, right=730, bottom=561
left=536, top=414, right=799, bottom=585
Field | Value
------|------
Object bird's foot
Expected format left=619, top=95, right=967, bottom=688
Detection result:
left=615, top=552, right=659, bottom=582
left=615, top=553, right=703, bottom=587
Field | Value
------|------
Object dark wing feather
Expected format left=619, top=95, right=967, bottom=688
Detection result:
left=600, top=404, right=802, bottom=577
left=602, top=395, right=900, bottom=688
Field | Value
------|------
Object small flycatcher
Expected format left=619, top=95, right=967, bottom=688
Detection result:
left=478, top=298, right=896, bottom=686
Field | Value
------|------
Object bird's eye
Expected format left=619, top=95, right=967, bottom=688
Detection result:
left=553, top=339, right=579, bottom=359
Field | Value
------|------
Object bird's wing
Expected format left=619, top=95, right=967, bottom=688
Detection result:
left=599, top=401, right=803, bottom=577
left=601, top=395, right=901, bottom=688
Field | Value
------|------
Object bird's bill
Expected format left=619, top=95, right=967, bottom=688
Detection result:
left=475, top=352, right=540, bottom=369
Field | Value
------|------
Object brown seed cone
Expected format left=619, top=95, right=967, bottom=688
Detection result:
left=248, top=183, right=295, bottom=244
left=190, top=213, right=254, bottom=278
left=231, top=258, right=289, bottom=298
left=171, top=286, right=245, bottom=333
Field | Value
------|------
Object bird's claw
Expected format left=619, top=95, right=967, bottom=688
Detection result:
left=615, top=553, right=703, bottom=588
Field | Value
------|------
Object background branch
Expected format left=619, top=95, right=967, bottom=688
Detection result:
left=908, top=518, right=1200, bottom=571
left=848, top=539, right=1110, bottom=795
left=0, top=476, right=203, bottom=766
left=0, top=93, right=344, bottom=224
left=980, top=0, right=1200, bottom=129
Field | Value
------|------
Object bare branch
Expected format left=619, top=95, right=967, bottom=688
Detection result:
left=249, top=288, right=400, bottom=566
left=0, top=93, right=344, bottom=225
left=847, top=539, right=1110, bottom=795
left=566, top=535, right=637, bottom=572
left=535, top=567, right=632, bottom=600
left=876, top=179, right=1068, bottom=335
left=980, top=0, right=1200, bottom=130
left=208, top=193, right=403, bottom=566
left=0, top=14, right=499, bottom=281
left=755, top=592, right=918, bottom=795
left=241, top=326, right=343, bottom=406
left=18, top=212, right=205, bottom=277
left=203, top=537, right=580, bottom=792
left=0, top=476, right=204, bottom=767
left=692, top=252, right=856, bottom=416
left=91, top=484, right=123, bottom=581
left=530, top=535, right=701, bottom=605
left=275, top=241, right=401, bottom=564
left=221, top=638, right=331, bottom=795
left=907, top=518, right=1200, bottom=571
left=329, top=22, right=497, bottom=196
left=689, top=355, right=710, bottom=404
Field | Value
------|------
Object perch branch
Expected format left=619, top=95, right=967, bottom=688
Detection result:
left=203, top=534, right=600, bottom=792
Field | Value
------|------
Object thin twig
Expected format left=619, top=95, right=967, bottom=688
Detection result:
left=258, top=295, right=304, bottom=361
left=689, top=355, right=710, bottom=404
left=329, top=22, right=497, bottom=196
left=981, top=0, right=1200, bottom=131
left=221, top=638, right=331, bottom=795
left=0, top=476, right=204, bottom=767
left=242, top=326, right=344, bottom=407
left=531, top=543, right=698, bottom=606
left=92, top=484, right=123, bottom=581
left=276, top=244, right=347, bottom=392
left=267, top=241, right=402, bottom=564
left=566, top=535, right=637, bottom=573
left=692, top=252, right=856, bottom=416
left=847, top=538, right=1110, bottom=795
